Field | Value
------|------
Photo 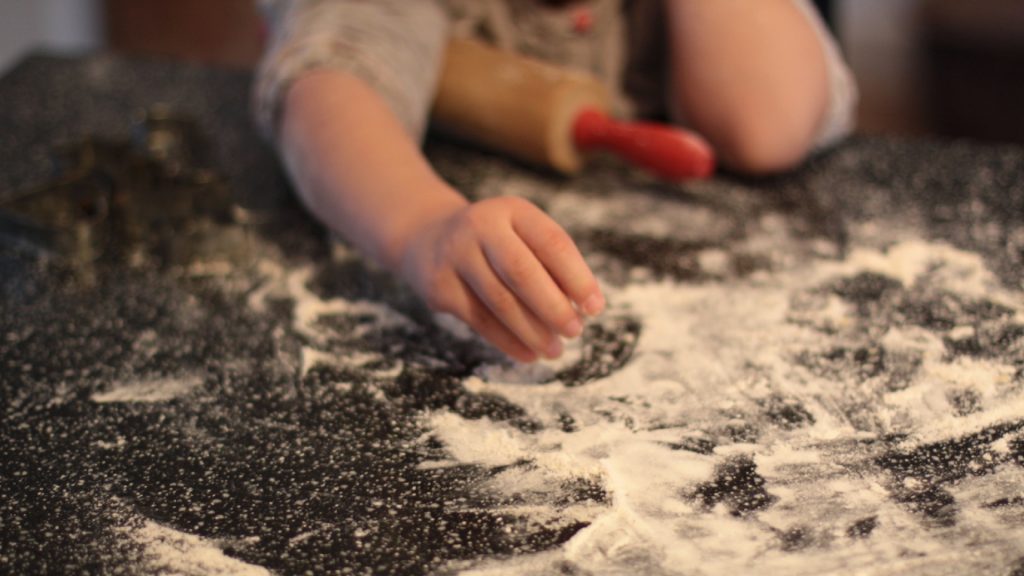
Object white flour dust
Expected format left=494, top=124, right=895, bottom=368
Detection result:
left=126, top=520, right=270, bottom=576
left=236, top=193, right=1024, bottom=575
left=249, top=261, right=413, bottom=344
left=91, top=375, right=204, bottom=403
left=415, top=238, right=1024, bottom=576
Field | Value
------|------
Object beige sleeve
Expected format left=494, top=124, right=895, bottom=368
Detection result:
left=792, top=0, right=859, bottom=149
left=252, top=0, right=450, bottom=144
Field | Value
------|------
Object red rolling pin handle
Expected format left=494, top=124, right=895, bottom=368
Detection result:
left=572, top=108, right=716, bottom=181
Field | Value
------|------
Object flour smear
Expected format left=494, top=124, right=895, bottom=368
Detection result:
left=242, top=185, right=1024, bottom=575
left=417, top=236, right=1024, bottom=576
left=126, top=520, right=270, bottom=576
left=91, top=375, right=204, bottom=403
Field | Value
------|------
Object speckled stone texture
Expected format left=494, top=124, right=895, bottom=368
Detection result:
left=1, top=55, right=1023, bottom=575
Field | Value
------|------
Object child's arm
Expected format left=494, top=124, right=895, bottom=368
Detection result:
left=665, top=0, right=832, bottom=174
left=280, top=70, right=603, bottom=362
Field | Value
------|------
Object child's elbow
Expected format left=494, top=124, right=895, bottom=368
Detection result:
left=685, top=75, right=830, bottom=176
left=715, top=112, right=819, bottom=176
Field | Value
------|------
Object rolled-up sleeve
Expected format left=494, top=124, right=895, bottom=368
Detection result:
left=253, top=0, right=449, bottom=143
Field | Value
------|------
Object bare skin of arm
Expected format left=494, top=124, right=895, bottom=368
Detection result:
left=280, top=70, right=605, bottom=362
left=666, top=0, right=831, bottom=174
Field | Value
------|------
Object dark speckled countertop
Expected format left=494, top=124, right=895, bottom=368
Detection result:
left=1, top=54, right=1023, bottom=575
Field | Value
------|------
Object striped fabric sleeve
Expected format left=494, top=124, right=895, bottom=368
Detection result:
left=252, top=0, right=449, bottom=144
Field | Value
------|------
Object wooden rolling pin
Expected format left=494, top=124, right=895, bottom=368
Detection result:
left=431, top=38, right=715, bottom=181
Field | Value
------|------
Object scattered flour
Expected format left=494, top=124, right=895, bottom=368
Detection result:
left=425, top=411, right=532, bottom=468
left=546, top=189, right=736, bottom=242
left=286, top=266, right=413, bottom=341
left=242, top=201, right=1023, bottom=576
left=300, top=346, right=382, bottom=377
left=413, top=238, right=1024, bottom=575
left=248, top=262, right=413, bottom=343
left=835, top=240, right=1018, bottom=308
left=127, top=520, right=270, bottom=576
left=91, top=375, right=204, bottom=403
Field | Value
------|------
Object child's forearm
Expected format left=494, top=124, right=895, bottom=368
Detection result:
left=277, top=69, right=604, bottom=363
left=279, top=70, right=467, bottom=271
left=666, top=0, right=830, bottom=173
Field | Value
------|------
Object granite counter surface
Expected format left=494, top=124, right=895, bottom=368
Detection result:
left=1, top=54, right=1023, bottom=575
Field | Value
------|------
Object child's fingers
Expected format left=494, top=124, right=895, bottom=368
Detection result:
left=483, top=225, right=583, bottom=339
left=456, top=246, right=564, bottom=359
left=511, top=208, right=605, bottom=316
left=447, top=277, right=537, bottom=363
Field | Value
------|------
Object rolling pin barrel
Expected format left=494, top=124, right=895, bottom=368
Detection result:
left=431, top=38, right=609, bottom=175
left=431, top=38, right=715, bottom=180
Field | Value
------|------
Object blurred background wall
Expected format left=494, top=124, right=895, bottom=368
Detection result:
left=0, top=0, right=1022, bottom=144
left=839, top=0, right=927, bottom=135
left=0, top=0, right=104, bottom=75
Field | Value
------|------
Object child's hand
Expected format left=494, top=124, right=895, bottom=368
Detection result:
left=398, top=196, right=604, bottom=363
